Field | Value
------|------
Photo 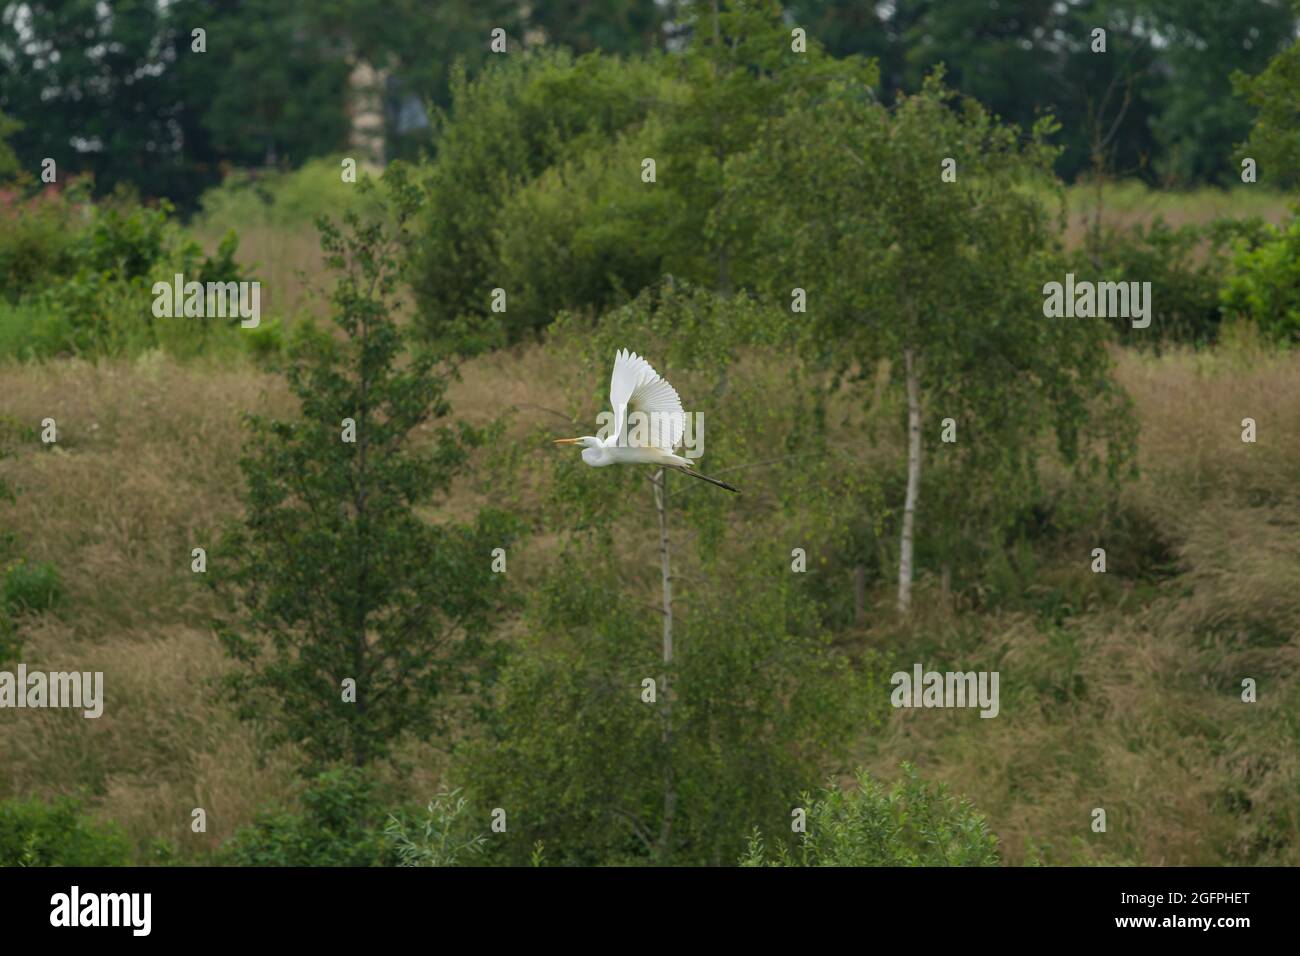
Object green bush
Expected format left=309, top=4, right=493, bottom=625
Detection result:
left=0, top=194, right=249, bottom=361
left=0, top=187, right=89, bottom=302
left=218, top=768, right=397, bottom=867
left=0, top=297, right=67, bottom=360
left=3, top=559, right=63, bottom=614
left=1081, top=215, right=1272, bottom=345
left=1221, top=209, right=1300, bottom=342
left=740, top=764, right=1001, bottom=866
left=27, top=271, right=156, bottom=358
left=0, top=796, right=131, bottom=866
left=384, top=789, right=487, bottom=867
left=79, top=197, right=170, bottom=280
left=240, top=317, right=285, bottom=365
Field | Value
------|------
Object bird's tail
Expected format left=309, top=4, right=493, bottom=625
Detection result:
left=675, top=465, right=741, bottom=494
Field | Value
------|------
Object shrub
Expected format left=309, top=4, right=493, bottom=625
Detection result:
left=27, top=270, right=156, bottom=358
left=0, top=185, right=89, bottom=302
left=1221, top=209, right=1300, bottom=342
left=79, top=196, right=170, bottom=280
left=3, top=559, right=63, bottom=614
left=1081, top=215, right=1273, bottom=345
left=383, top=789, right=487, bottom=867
left=240, top=318, right=285, bottom=365
left=0, top=796, right=131, bottom=866
left=0, top=189, right=250, bottom=361
left=218, top=768, right=396, bottom=867
left=493, top=120, right=673, bottom=335
left=740, top=764, right=1000, bottom=866
left=0, top=296, right=72, bottom=361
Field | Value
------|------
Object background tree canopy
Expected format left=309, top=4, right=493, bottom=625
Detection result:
left=2, top=0, right=1295, bottom=209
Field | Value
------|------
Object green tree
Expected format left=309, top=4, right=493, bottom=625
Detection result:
left=1234, top=35, right=1300, bottom=190
left=1142, top=0, right=1297, bottom=185
left=214, top=168, right=515, bottom=768
left=782, top=0, right=1298, bottom=186
left=0, top=0, right=201, bottom=201
left=406, top=49, right=667, bottom=343
left=659, top=0, right=877, bottom=294
left=733, top=69, right=1135, bottom=612
left=0, top=0, right=355, bottom=208
left=528, top=0, right=671, bottom=57
left=781, top=0, right=1161, bottom=184
left=465, top=1, right=877, bottom=335
left=174, top=0, right=353, bottom=171
left=312, top=0, right=538, bottom=163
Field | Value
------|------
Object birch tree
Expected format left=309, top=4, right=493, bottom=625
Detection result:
left=460, top=283, right=861, bottom=865
left=733, top=69, right=1134, bottom=612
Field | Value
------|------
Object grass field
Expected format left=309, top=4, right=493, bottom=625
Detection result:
left=2, top=325, right=1296, bottom=864
left=2, top=170, right=1296, bottom=865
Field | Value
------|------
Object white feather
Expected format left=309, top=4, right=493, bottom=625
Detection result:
left=606, top=348, right=686, bottom=453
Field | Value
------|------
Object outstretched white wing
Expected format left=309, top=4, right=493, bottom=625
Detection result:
left=607, top=348, right=686, bottom=452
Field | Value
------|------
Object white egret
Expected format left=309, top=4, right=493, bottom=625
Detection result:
left=554, top=349, right=741, bottom=493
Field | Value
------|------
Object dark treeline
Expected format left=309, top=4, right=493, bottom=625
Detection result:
left=1, top=0, right=1296, bottom=210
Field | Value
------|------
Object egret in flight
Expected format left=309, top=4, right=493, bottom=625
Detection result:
left=554, top=349, right=741, bottom=493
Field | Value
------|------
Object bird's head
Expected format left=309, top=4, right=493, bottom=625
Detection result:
left=553, top=435, right=605, bottom=467
left=552, top=436, right=601, bottom=450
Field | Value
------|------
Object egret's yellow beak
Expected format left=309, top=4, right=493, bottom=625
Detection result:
left=553, top=437, right=581, bottom=446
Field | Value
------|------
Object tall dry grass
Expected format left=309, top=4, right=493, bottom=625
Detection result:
left=0, top=356, right=301, bottom=855
left=1, top=335, right=1296, bottom=864
left=1062, top=181, right=1292, bottom=248
left=852, top=339, right=1300, bottom=865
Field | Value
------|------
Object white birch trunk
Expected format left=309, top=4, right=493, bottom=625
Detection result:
left=898, top=348, right=922, bottom=613
left=653, top=469, right=676, bottom=859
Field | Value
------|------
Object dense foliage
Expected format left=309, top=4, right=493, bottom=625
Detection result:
left=0, top=796, right=132, bottom=866
left=2, top=1, right=1294, bottom=206
left=219, top=768, right=396, bottom=866
left=1221, top=209, right=1300, bottom=341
